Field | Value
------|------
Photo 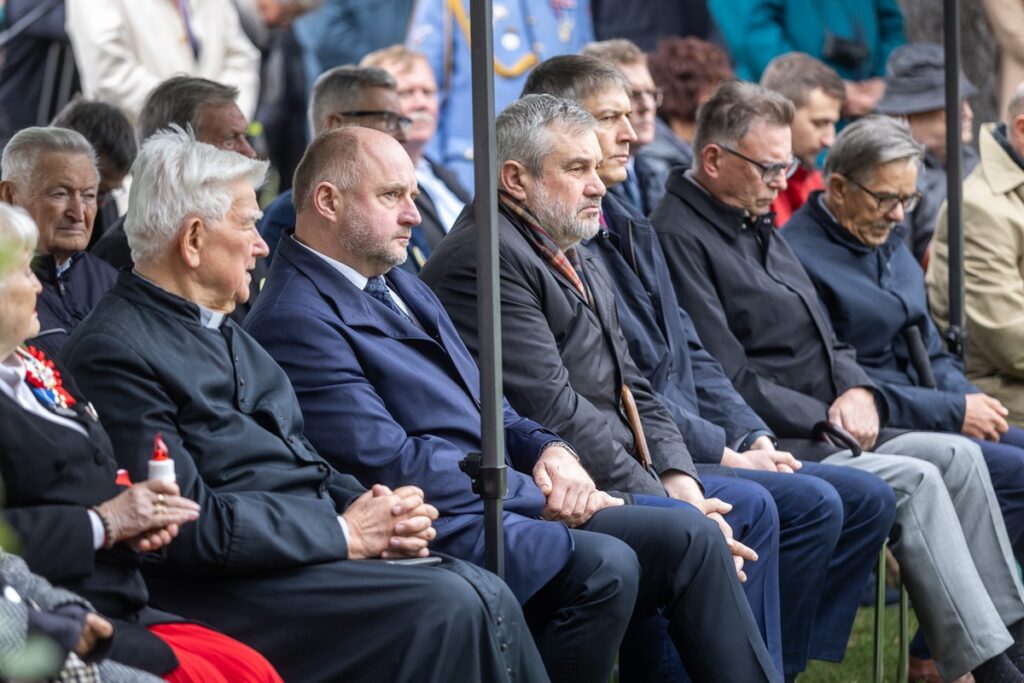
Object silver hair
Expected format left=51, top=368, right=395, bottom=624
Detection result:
left=823, top=115, right=923, bottom=182
left=308, top=65, right=397, bottom=135
left=125, top=126, right=268, bottom=264
left=692, top=81, right=794, bottom=168
left=0, top=203, right=38, bottom=288
left=1, top=126, right=98, bottom=187
left=496, top=94, right=598, bottom=176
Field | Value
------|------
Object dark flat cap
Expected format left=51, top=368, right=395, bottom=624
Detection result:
left=875, top=42, right=977, bottom=115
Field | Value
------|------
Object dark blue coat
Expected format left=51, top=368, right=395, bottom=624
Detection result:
left=783, top=192, right=975, bottom=433
left=585, top=192, right=771, bottom=463
left=244, top=234, right=573, bottom=602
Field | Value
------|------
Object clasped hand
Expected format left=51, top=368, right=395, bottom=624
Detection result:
left=343, top=484, right=439, bottom=560
left=533, top=445, right=623, bottom=527
left=828, top=387, right=880, bottom=450
left=96, top=479, right=200, bottom=552
left=661, top=471, right=758, bottom=583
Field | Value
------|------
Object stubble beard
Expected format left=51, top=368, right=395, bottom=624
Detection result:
left=529, top=184, right=602, bottom=250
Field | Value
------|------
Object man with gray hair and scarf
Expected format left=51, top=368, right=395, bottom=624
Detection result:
left=62, top=127, right=548, bottom=683
left=0, top=126, right=114, bottom=358
left=422, top=92, right=780, bottom=682
left=652, top=80, right=1024, bottom=683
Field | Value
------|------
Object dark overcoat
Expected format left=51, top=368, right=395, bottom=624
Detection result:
left=243, top=234, right=573, bottom=602
left=586, top=191, right=773, bottom=463
left=783, top=193, right=976, bottom=433
left=651, top=172, right=896, bottom=460
left=30, top=252, right=117, bottom=358
left=420, top=204, right=699, bottom=495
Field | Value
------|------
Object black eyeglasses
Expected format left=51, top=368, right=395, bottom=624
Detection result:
left=336, top=110, right=413, bottom=134
left=719, top=145, right=799, bottom=184
left=630, top=87, right=664, bottom=108
left=844, top=176, right=922, bottom=214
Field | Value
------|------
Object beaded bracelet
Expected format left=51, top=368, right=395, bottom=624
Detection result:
left=91, top=507, right=115, bottom=550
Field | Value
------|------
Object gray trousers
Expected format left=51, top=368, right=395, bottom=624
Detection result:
left=824, top=431, right=1024, bottom=680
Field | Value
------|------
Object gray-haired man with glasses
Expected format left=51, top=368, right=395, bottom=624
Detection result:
left=651, top=81, right=1024, bottom=683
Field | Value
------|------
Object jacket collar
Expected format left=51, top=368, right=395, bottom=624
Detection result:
left=112, top=270, right=209, bottom=328
left=665, top=169, right=773, bottom=240
left=980, top=122, right=1024, bottom=196
left=275, top=233, right=441, bottom=342
left=32, top=251, right=86, bottom=285
left=805, top=190, right=906, bottom=258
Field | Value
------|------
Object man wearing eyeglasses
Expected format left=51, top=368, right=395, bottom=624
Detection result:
left=652, top=81, right=1024, bottom=683
left=259, top=65, right=445, bottom=269
left=785, top=112, right=1024, bottom=615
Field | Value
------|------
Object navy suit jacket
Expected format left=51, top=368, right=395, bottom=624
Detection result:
left=244, top=234, right=573, bottom=602
left=784, top=193, right=976, bottom=433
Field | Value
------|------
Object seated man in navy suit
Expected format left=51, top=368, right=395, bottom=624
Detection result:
left=244, top=125, right=781, bottom=683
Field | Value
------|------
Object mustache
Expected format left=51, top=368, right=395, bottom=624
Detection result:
left=578, top=198, right=602, bottom=211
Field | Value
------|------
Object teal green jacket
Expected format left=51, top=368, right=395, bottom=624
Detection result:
left=708, top=0, right=905, bottom=81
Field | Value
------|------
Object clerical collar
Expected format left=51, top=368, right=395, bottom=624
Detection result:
left=131, top=269, right=225, bottom=329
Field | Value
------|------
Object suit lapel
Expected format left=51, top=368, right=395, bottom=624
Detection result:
left=278, top=236, right=427, bottom=342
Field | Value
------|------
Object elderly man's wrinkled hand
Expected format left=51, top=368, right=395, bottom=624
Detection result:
left=828, top=387, right=879, bottom=450
left=345, top=484, right=438, bottom=559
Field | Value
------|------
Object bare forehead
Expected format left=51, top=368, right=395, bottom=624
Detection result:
left=737, top=121, right=791, bottom=159
left=34, top=151, right=99, bottom=185
left=545, top=128, right=602, bottom=164
left=362, top=139, right=417, bottom=184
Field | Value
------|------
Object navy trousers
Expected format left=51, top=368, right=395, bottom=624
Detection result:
left=701, top=462, right=895, bottom=676
left=622, top=477, right=783, bottom=681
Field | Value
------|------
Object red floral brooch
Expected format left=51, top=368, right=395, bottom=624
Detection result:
left=17, top=345, right=76, bottom=411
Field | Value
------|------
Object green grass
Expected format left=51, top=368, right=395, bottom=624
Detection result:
left=802, top=605, right=920, bottom=682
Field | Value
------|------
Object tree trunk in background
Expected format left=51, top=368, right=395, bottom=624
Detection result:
left=898, top=0, right=999, bottom=132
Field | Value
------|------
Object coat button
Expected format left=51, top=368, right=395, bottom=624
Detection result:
left=500, top=642, right=508, bottom=652
left=239, top=377, right=245, bottom=386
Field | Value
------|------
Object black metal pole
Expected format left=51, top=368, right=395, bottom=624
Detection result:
left=469, top=0, right=507, bottom=577
left=943, top=0, right=966, bottom=358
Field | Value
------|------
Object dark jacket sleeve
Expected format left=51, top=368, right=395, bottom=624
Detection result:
left=245, top=304, right=547, bottom=518
left=2, top=507, right=96, bottom=585
left=588, top=261, right=699, bottom=480
left=501, top=399, right=564, bottom=474
left=5, top=0, right=66, bottom=40
left=434, top=243, right=666, bottom=495
left=659, top=229, right=835, bottom=437
left=65, top=332, right=349, bottom=574
left=681, top=309, right=772, bottom=445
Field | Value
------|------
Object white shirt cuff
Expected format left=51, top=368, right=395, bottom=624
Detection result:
left=87, top=509, right=105, bottom=550
left=337, top=515, right=351, bottom=557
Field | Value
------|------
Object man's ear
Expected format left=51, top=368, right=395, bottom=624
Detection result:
left=1013, top=113, right=1024, bottom=140
left=312, top=182, right=342, bottom=222
left=178, top=216, right=205, bottom=269
left=826, top=173, right=848, bottom=205
left=499, top=160, right=530, bottom=201
left=699, top=144, right=723, bottom=180
left=0, top=181, right=18, bottom=206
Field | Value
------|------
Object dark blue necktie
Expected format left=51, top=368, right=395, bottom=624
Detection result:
left=364, top=276, right=410, bottom=320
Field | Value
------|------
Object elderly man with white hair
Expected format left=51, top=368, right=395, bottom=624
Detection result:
left=60, top=127, right=548, bottom=683
left=0, top=126, right=116, bottom=358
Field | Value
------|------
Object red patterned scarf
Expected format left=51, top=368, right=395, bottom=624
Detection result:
left=498, top=191, right=588, bottom=301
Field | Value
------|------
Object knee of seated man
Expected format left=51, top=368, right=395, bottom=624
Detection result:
left=784, top=474, right=845, bottom=540
left=840, top=466, right=897, bottom=525
left=416, top=566, right=499, bottom=630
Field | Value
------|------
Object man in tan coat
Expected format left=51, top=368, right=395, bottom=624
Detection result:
left=928, top=84, right=1024, bottom=426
